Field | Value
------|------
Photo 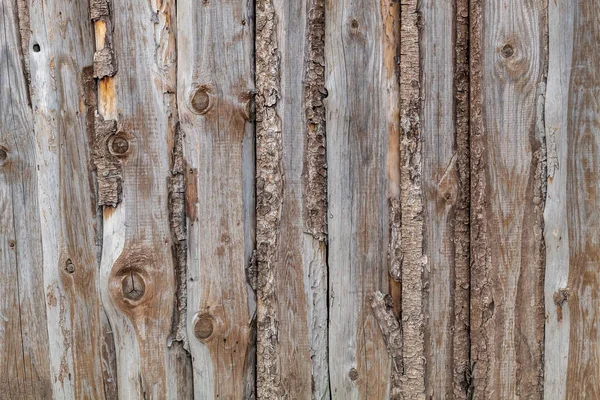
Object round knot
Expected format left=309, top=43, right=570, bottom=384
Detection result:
left=190, top=85, right=211, bottom=114
left=194, top=313, right=215, bottom=341
left=501, top=44, right=514, bottom=58
left=121, top=271, right=145, bottom=301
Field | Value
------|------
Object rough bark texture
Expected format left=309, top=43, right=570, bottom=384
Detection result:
left=370, top=292, right=403, bottom=399
left=400, top=0, right=426, bottom=398
left=255, top=0, right=284, bottom=397
left=93, top=116, right=122, bottom=207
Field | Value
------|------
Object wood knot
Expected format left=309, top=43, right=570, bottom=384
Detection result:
left=350, top=19, right=359, bottom=29
left=553, top=287, right=572, bottom=322
left=121, top=271, right=146, bottom=301
left=501, top=44, right=514, bottom=58
left=65, top=259, right=75, bottom=274
left=190, top=85, right=212, bottom=114
left=348, top=368, right=359, bottom=381
left=0, top=147, right=7, bottom=165
left=194, top=313, right=215, bottom=341
left=109, top=134, right=130, bottom=156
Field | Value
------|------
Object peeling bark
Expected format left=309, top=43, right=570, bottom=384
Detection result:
left=389, top=197, right=402, bottom=282
left=370, top=291, right=403, bottom=399
left=399, top=0, right=426, bottom=398
left=256, top=0, right=284, bottom=397
left=93, top=115, right=122, bottom=207
left=302, top=0, right=327, bottom=242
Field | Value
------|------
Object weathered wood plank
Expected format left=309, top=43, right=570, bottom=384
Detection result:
left=254, top=0, right=329, bottom=398
left=0, top=0, right=52, bottom=397
left=26, top=0, right=115, bottom=397
left=543, top=0, right=574, bottom=397
left=94, top=0, right=192, bottom=397
left=560, top=1, right=600, bottom=398
left=325, top=0, right=398, bottom=397
left=177, top=0, right=255, bottom=398
left=421, top=0, right=469, bottom=397
left=470, top=0, right=546, bottom=398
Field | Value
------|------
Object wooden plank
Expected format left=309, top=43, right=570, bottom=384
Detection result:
left=542, top=0, right=574, bottom=397
left=325, top=0, right=398, bottom=397
left=177, top=0, right=255, bottom=398
left=469, top=0, right=546, bottom=398
left=0, top=0, right=52, bottom=397
left=421, top=0, right=470, bottom=397
left=254, top=0, right=329, bottom=398
left=94, top=0, right=192, bottom=397
left=558, top=1, right=600, bottom=397
left=25, top=0, right=116, bottom=397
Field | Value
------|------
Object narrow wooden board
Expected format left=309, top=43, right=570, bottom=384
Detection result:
left=96, top=0, right=192, bottom=397
left=255, top=0, right=329, bottom=398
left=26, top=0, right=114, bottom=397
left=0, top=1, right=52, bottom=397
left=543, top=0, right=574, bottom=397
left=470, top=0, right=546, bottom=398
left=325, top=0, right=398, bottom=397
left=545, top=0, right=600, bottom=397
left=177, top=0, right=255, bottom=398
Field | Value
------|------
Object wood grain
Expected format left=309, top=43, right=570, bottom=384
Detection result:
left=421, top=0, right=466, bottom=397
left=543, top=0, right=574, bottom=397
left=325, top=0, right=397, bottom=397
left=255, top=0, right=329, bottom=398
left=0, top=1, right=52, bottom=397
left=177, top=0, right=255, bottom=398
left=470, top=0, right=546, bottom=398
left=563, top=1, right=600, bottom=398
left=95, top=0, right=192, bottom=397
left=26, top=0, right=114, bottom=397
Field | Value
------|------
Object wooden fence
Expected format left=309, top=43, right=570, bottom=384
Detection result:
left=0, top=0, right=597, bottom=398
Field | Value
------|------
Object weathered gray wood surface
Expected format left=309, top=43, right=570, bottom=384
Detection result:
left=178, top=0, right=254, bottom=398
left=325, top=0, right=398, bottom=398
left=470, top=0, right=546, bottom=398
left=1, top=1, right=51, bottom=397
left=544, top=0, right=600, bottom=398
left=4, top=0, right=600, bottom=398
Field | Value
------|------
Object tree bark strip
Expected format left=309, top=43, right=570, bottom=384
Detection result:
left=469, top=0, right=546, bottom=398
left=399, top=0, right=426, bottom=398
left=0, top=1, right=52, bottom=396
left=177, top=0, right=255, bottom=398
left=325, top=0, right=398, bottom=398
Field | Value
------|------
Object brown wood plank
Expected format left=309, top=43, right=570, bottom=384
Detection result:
left=563, top=1, right=600, bottom=397
left=25, top=0, right=115, bottom=397
left=94, top=0, right=192, bottom=397
left=325, top=0, right=399, bottom=398
left=177, top=0, right=255, bottom=398
left=254, top=0, right=329, bottom=398
left=421, top=0, right=470, bottom=397
left=469, top=0, right=546, bottom=398
left=0, top=0, right=52, bottom=397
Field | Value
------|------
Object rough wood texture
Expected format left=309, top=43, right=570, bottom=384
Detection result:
left=256, top=0, right=330, bottom=398
left=177, top=0, right=255, bottom=398
left=470, top=0, right=546, bottom=398
left=399, top=0, right=426, bottom=398
left=325, top=0, right=398, bottom=397
left=26, top=0, right=115, bottom=397
left=0, top=1, right=52, bottom=396
left=421, top=0, right=468, bottom=397
left=95, top=0, right=192, bottom=397
left=551, top=0, right=600, bottom=398
left=543, top=0, right=574, bottom=398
